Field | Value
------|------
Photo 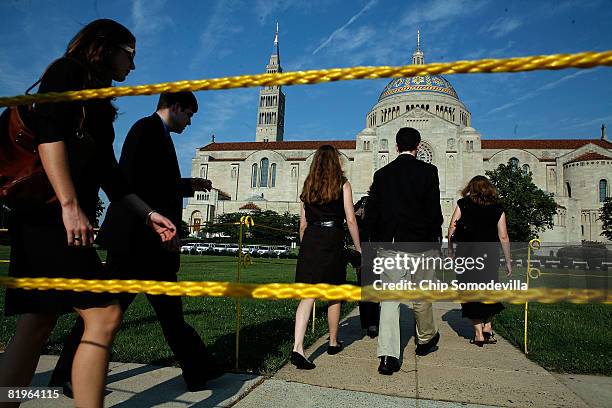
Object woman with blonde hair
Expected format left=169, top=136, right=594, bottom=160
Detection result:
left=291, top=145, right=361, bottom=369
left=448, top=175, right=512, bottom=347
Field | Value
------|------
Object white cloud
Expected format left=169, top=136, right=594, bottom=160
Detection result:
left=567, top=114, right=612, bottom=130
left=488, top=69, right=594, bottom=114
left=483, top=17, right=522, bottom=38
left=131, top=0, right=173, bottom=37
left=312, top=0, right=378, bottom=55
left=190, top=0, right=244, bottom=71
left=254, top=0, right=302, bottom=25
left=400, top=0, right=488, bottom=27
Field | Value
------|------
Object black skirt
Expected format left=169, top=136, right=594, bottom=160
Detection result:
left=4, top=213, right=116, bottom=316
left=295, top=225, right=346, bottom=285
left=456, top=242, right=504, bottom=320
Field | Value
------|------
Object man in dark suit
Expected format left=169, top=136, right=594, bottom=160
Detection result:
left=366, top=127, right=443, bottom=375
left=50, top=92, right=220, bottom=393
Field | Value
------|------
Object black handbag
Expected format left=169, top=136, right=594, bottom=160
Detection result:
left=452, top=217, right=473, bottom=242
left=342, top=247, right=362, bottom=268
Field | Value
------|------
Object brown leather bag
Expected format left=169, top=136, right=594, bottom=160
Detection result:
left=0, top=61, right=85, bottom=208
left=0, top=104, right=57, bottom=207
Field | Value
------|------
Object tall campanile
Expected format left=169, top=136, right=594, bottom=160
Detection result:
left=255, top=23, right=285, bottom=142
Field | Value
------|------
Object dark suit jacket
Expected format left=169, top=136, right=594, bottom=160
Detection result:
left=366, top=154, right=443, bottom=246
left=97, top=113, right=194, bottom=273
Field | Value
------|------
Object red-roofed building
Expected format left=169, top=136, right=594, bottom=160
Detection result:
left=183, top=32, right=612, bottom=243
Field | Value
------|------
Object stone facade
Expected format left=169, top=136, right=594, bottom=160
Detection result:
left=183, top=32, right=612, bottom=244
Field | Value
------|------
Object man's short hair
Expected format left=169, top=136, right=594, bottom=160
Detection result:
left=396, top=127, right=421, bottom=152
left=157, top=92, right=198, bottom=112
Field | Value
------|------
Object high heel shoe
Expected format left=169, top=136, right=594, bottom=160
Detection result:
left=290, top=351, right=316, bottom=369
left=470, top=337, right=485, bottom=347
left=483, top=331, right=497, bottom=344
left=327, top=341, right=344, bottom=355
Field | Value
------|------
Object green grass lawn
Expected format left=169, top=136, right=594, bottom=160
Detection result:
left=1, top=246, right=610, bottom=375
left=436, top=265, right=612, bottom=375
left=494, top=303, right=612, bottom=375
left=0, top=246, right=356, bottom=375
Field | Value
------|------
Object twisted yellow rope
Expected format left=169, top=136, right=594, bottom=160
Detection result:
left=0, top=277, right=609, bottom=303
left=1, top=51, right=610, bottom=107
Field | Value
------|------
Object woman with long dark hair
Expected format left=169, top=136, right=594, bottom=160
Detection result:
left=0, top=19, right=175, bottom=407
left=290, top=145, right=361, bottom=369
left=448, top=175, right=512, bottom=346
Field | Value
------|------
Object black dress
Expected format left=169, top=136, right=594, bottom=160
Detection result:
left=295, top=194, right=346, bottom=285
left=455, top=197, right=505, bottom=320
left=3, top=57, right=130, bottom=316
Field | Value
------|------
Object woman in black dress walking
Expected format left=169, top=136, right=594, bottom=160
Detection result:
left=448, top=176, right=512, bottom=346
left=0, top=19, right=175, bottom=407
left=291, top=145, right=361, bottom=369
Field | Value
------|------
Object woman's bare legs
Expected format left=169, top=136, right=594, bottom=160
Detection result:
left=327, top=301, right=341, bottom=346
left=0, top=313, right=58, bottom=406
left=472, top=318, right=484, bottom=342
left=71, top=302, right=122, bottom=408
left=483, top=320, right=493, bottom=334
left=292, top=298, right=315, bottom=356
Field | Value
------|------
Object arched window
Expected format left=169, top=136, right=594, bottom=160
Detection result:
left=416, top=142, right=434, bottom=164
left=260, top=158, right=269, bottom=187
left=381, top=139, right=388, bottom=151
left=251, top=164, right=258, bottom=188
left=509, top=157, right=519, bottom=169
left=522, top=164, right=530, bottom=175
left=600, top=179, right=608, bottom=202
left=270, top=163, right=277, bottom=187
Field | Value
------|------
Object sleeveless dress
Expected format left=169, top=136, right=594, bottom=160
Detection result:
left=3, top=58, right=130, bottom=316
left=455, top=197, right=505, bottom=320
left=295, top=194, right=346, bottom=285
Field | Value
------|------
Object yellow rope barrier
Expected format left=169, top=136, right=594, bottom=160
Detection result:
left=1, top=51, right=611, bottom=107
left=0, top=277, right=609, bottom=303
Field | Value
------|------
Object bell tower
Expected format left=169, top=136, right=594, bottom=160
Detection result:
left=255, top=23, right=285, bottom=142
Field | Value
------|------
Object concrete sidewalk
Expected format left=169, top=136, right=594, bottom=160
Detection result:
left=271, top=302, right=594, bottom=408
left=20, top=302, right=608, bottom=407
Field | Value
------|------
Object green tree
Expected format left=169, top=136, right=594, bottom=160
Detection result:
left=199, top=211, right=243, bottom=241
left=248, top=210, right=299, bottom=244
left=599, top=197, right=612, bottom=241
left=197, top=210, right=299, bottom=244
left=93, top=197, right=105, bottom=228
left=179, top=220, right=190, bottom=239
left=486, top=163, right=557, bottom=242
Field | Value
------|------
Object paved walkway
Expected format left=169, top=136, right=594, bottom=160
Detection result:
left=20, top=302, right=609, bottom=407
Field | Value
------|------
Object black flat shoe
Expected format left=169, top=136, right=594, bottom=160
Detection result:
left=366, top=326, right=378, bottom=338
left=327, top=341, right=344, bottom=355
left=415, top=332, right=440, bottom=356
left=48, top=379, right=73, bottom=399
left=185, top=379, right=208, bottom=392
left=290, top=351, right=316, bottom=369
left=378, top=356, right=400, bottom=375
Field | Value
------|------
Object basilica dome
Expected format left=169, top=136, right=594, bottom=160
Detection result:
left=378, top=75, right=459, bottom=102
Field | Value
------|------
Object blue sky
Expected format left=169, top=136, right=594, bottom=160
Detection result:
left=1, top=0, right=612, bottom=182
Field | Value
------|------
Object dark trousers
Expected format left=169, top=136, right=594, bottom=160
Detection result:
left=50, top=252, right=214, bottom=383
left=356, top=266, right=380, bottom=330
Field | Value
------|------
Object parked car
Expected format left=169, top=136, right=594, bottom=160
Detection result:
left=212, top=243, right=230, bottom=253
left=195, top=243, right=214, bottom=254
left=557, top=244, right=612, bottom=270
left=242, top=245, right=259, bottom=254
left=180, top=243, right=197, bottom=254
left=226, top=244, right=240, bottom=254
left=256, top=245, right=274, bottom=256
left=273, top=245, right=290, bottom=256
